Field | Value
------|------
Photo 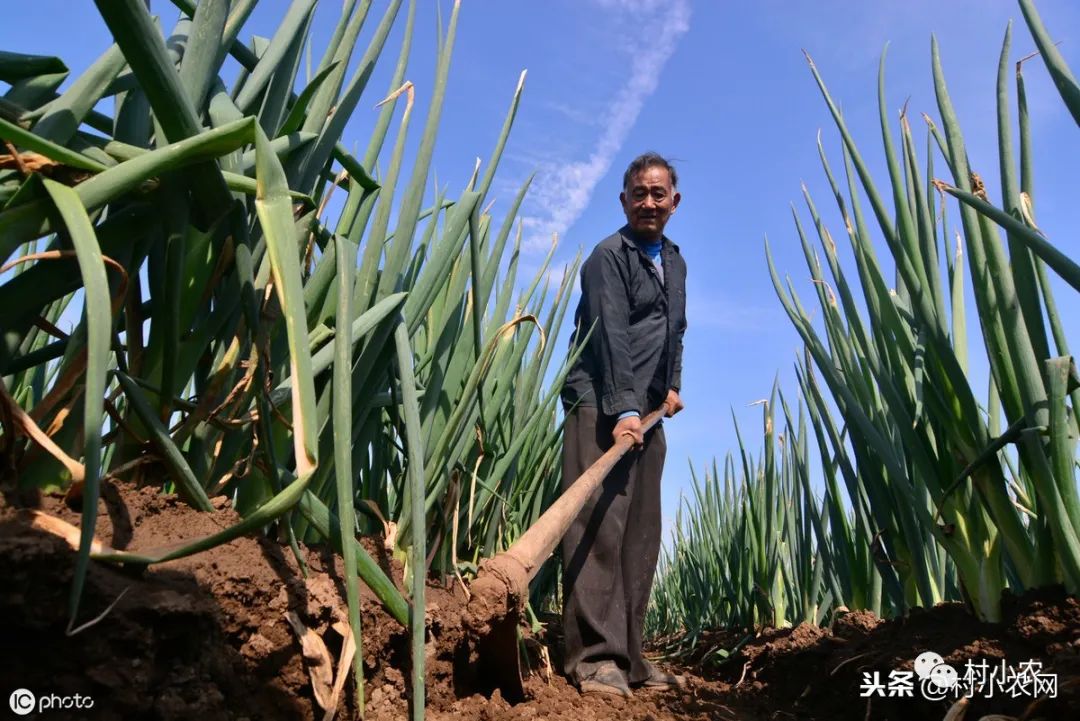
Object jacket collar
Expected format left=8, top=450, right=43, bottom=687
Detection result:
left=618, top=224, right=677, bottom=252
left=618, top=225, right=671, bottom=297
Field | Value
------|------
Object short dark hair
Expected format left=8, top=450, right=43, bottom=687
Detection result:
left=622, top=152, right=678, bottom=190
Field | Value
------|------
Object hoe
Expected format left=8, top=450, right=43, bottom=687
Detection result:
left=460, top=403, right=670, bottom=701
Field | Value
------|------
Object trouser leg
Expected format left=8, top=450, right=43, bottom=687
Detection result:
left=560, top=406, right=630, bottom=681
left=623, top=423, right=665, bottom=684
left=560, top=407, right=666, bottom=684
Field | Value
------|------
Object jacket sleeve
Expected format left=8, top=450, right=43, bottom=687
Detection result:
left=581, top=247, right=638, bottom=416
left=671, top=258, right=687, bottom=392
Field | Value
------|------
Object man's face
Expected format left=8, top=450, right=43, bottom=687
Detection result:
left=620, top=165, right=681, bottom=240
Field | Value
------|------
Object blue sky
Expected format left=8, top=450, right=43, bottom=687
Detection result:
left=6, top=0, right=1080, bottom=537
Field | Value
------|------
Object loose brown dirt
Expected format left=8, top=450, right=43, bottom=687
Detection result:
left=1, top=481, right=1076, bottom=720
left=706, top=589, right=1080, bottom=720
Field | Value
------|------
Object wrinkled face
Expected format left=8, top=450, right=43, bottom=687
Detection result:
left=620, top=165, right=680, bottom=241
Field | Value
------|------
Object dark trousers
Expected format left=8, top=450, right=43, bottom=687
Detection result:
left=560, top=405, right=665, bottom=685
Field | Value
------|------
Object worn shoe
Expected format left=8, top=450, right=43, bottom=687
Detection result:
left=635, top=660, right=686, bottom=691
left=578, top=661, right=633, bottom=698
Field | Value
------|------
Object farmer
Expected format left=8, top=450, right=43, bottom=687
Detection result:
left=559, top=152, right=687, bottom=697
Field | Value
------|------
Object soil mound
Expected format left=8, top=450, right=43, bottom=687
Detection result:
left=0, top=481, right=465, bottom=720
left=703, top=592, right=1080, bottom=720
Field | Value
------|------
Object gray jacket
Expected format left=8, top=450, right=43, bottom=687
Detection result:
left=561, top=225, right=687, bottom=417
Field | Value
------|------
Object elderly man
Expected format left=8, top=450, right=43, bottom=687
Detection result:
left=560, top=152, right=687, bottom=697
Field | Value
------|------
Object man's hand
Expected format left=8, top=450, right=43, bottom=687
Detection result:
left=664, top=389, right=685, bottom=418
left=613, top=415, right=644, bottom=447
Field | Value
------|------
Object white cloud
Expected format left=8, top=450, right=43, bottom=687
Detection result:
left=541, top=99, right=605, bottom=128
left=593, top=0, right=671, bottom=13
left=520, top=0, right=691, bottom=250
